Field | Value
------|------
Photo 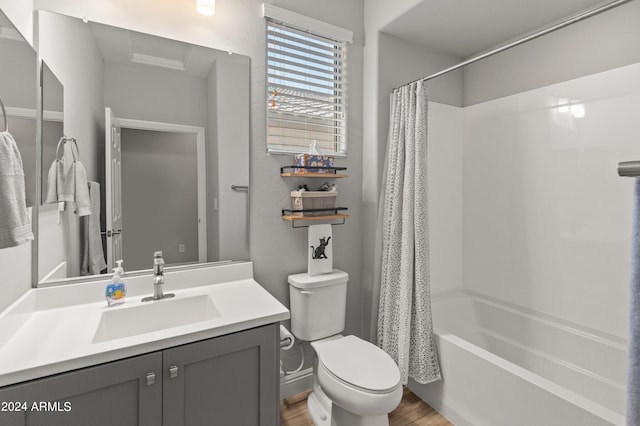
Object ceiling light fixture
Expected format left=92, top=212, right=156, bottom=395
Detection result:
left=197, top=0, right=215, bottom=16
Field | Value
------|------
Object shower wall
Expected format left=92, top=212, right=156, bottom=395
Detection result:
left=462, top=61, right=640, bottom=338
left=459, top=1, right=640, bottom=340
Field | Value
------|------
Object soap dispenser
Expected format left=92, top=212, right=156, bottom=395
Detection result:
left=105, top=260, right=126, bottom=307
left=115, top=259, right=125, bottom=276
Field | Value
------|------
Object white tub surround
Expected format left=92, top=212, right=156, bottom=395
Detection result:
left=463, top=61, right=640, bottom=339
left=0, top=261, right=289, bottom=387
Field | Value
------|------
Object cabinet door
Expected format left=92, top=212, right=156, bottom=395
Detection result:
left=0, top=352, right=162, bottom=426
left=163, top=324, right=278, bottom=426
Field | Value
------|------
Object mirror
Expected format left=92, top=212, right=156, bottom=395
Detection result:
left=0, top=10, right=37, bottom=208
left=35, top=11, right=250, bottom=285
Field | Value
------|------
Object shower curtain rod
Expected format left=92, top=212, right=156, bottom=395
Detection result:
left=393, top=0, right=634, bottom=91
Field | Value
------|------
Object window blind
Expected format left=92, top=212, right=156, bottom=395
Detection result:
left=266, top=20, right=347, bottom=155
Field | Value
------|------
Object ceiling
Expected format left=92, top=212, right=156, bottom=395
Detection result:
left=382, top=0, right=611, bottom=58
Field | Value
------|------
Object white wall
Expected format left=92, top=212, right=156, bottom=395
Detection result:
left=463, top=62, right=640, bottom=338
left=428, top=103, right=463, bottom=296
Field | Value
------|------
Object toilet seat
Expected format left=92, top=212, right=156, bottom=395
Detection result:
left=311, top=335, right=403, bottom=417
left=312, top=335, right=400, bottom=393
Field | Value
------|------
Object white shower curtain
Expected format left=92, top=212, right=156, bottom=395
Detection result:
left=376, top=80, right=441, bottom=385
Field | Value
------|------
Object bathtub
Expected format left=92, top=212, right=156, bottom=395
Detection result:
left=410, top=290, right=627, bottom=426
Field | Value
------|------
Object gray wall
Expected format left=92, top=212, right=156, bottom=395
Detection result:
left=104, top=61, right=208, bottom=126
left=463, top=0, right=640, bottom=106
left=376, top=32, right=463, bottom=193
left=212, top=58, right=250, bottom=261
left=120, top=128, right=198, bottom=270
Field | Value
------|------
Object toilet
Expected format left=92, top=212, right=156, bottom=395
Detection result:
left=288, top=270, right=402, bottom=426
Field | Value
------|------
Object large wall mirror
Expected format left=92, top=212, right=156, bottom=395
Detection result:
left=35, top=11, right=250, bottom=286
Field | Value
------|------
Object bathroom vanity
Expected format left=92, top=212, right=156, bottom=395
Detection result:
left=0, top=262, right=289, bottom=426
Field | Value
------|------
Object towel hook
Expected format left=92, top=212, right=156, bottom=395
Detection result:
left=55, top=136, right=80, bottom=161
left=0, top=95, right=8, bottom=132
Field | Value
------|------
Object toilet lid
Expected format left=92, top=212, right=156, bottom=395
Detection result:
left=314, top=335, right=400, bottom=392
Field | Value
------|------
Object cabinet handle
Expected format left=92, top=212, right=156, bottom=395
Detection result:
left=169, top=365, right=179, bottom=378
left=146, top=372, right=156, bottom=386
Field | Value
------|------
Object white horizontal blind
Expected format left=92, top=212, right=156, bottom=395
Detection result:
left=266, top=20, right=347, bottom=155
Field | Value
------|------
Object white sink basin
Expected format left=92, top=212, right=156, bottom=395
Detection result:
left=93, top=294, right=220, bottom=343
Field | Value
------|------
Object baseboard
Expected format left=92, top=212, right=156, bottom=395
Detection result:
left=280, top=367, right=313, bottom=400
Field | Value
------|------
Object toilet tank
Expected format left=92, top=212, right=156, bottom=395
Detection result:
left=288, top=270, right=348, bottom=341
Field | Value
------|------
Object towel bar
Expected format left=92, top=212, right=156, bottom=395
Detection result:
left=618, top=161, right=640, bottom=177
left=55, top=136, right=80, bottom=160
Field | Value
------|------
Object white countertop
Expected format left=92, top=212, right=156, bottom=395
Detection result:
left=0, top=262, right=289, bottom=387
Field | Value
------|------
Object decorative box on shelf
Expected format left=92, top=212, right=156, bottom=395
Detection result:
left=290, top=191, right=337, bottom=217
left=293, top=154, right=335, bottom=174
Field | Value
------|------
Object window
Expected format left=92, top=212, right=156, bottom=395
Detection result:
left=264, top=10, right=350, bottom=156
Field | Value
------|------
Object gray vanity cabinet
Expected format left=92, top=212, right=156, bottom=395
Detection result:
left=163, top=323, right=279, bottom=425
left=0, top=352, right=163, bottom=426
left=0, top=324, right=279, bottom=426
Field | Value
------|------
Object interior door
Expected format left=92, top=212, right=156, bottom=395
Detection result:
left=105, top=107, right=123, bottom=269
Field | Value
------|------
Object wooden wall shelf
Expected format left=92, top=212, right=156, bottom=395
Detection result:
left=280, top=172, right=348, bottom=178
left=280, top=166, right=347, bottom=178
left=281, top=213, right=349, bottom=221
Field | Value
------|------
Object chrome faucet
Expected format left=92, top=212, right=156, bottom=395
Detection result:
left=142, top=251, right=174, bottom=302
left=153, top=251, right=165, bottom=299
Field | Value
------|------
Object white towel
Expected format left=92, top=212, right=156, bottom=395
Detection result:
left=0, top=131, right=34, bottom=248
left=59, top=160, right=91, bottom=216
left=44, top=159, right=65, bottom=204
left=628, top=178, right=640, bottom=425
left=73, top=161, right=91, bottom=217
left=308, top=224, right=332, bottom=275
left=81, top=181, right=106, bottom=276
left=60, top=160, right=75, bottom=203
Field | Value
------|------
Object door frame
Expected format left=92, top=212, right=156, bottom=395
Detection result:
left=116, top=118, right=207, bottom=263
